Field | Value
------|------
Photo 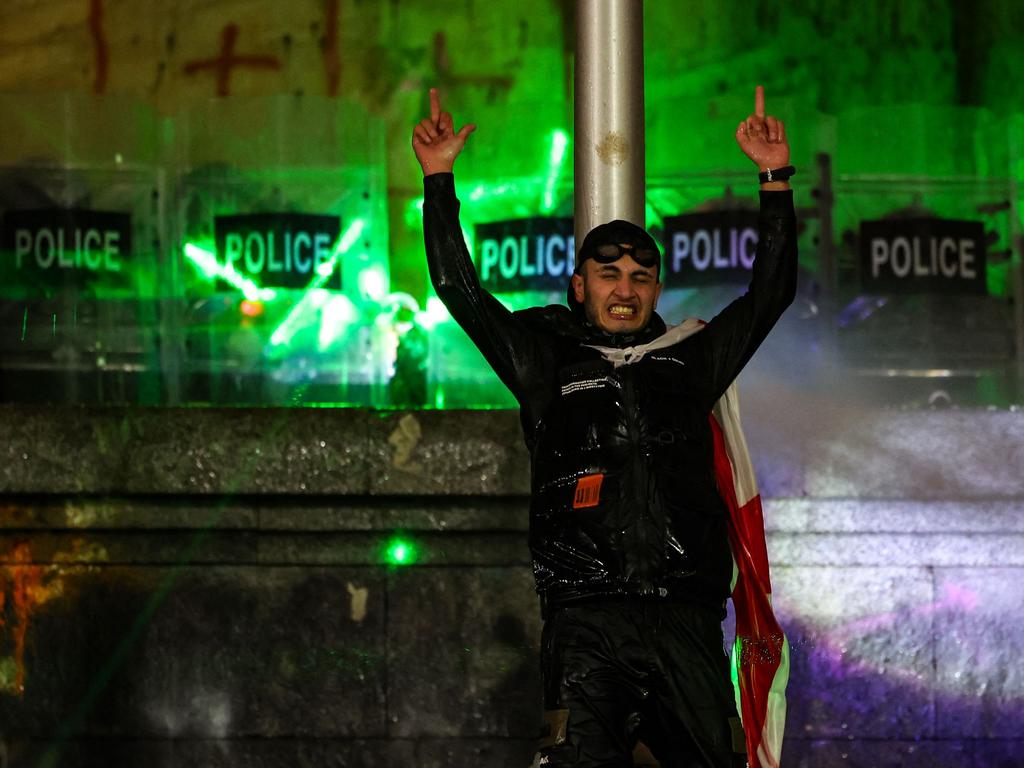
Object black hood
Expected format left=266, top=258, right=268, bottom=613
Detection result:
left=566, top=218, right=662, bottom=317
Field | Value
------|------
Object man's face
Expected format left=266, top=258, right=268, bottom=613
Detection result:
left=571, top=249, right=662, bottom=334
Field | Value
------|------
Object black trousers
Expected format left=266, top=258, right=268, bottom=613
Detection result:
left=537, top=601, right=747, bottom=768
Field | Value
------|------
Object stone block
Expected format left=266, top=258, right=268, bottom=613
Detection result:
left=253, top=532, right=529, bottom=567
left=368, top=411, right=530, bottom=496
left=804, top=410, right=1024, bottom=499
left=0, top=405, right=108, bottom=494
left=0, top=498, right=257, bottom=531
left=410, top=737, right=537, bottom=768
left=115, top=408, right=371, bottom=495
left=0, top=566, right=387, bottom=739
left=935, top=568, right=1024, bottom=739
left=1, top=738, right=414, bottom=768
left=765, top=499, right=1024, bottom=534
left=255, top=498, right=530, bottom=533
left=772, top=566, right=935, bottom=739
left=1, top=531, right=260, bottom=567
left=782, top=738, right=971, bottom=768
left=387, top=566, right=541, bottom=739
left=0, top=407, right=373, bottom=495
left=741, top=402, right=806, bottom=499
left=254, top=532, right=390, bottom=566
left=768, top=532, right=1024, bottom=567
left=971, top=740, right=1024, bottom=768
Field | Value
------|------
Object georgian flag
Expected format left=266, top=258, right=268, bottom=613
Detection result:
left=711, top=382, right=789, bottom=768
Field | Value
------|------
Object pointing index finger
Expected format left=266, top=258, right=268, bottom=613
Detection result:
left=755, top=85, right=765, bottom=119
left=430, top=88, right=441, bottom=125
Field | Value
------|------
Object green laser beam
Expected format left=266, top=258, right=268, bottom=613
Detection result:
left=36, top=382, right=317, bottom=768
left=268, top=218, right=366, bottom=347
left=541, top=129, right=570, bottom=214
left=183, top=242, right=277, bottom=302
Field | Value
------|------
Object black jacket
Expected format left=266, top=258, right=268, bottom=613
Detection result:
left=424, top=172, right=797, bottom=609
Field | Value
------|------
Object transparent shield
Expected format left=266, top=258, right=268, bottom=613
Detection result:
left=172, top=96, right=389, bottom=406
left=0, top=95, right=164, bottom=404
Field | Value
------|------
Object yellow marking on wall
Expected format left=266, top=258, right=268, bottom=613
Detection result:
left=346, top=582, right=368, bottom=623
left=387, top=413, right=422, bottom=472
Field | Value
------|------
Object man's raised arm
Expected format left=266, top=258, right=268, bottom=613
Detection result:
left=701, top=85, right=798, bottom=402
left=413, top=88, right=543, bottom=405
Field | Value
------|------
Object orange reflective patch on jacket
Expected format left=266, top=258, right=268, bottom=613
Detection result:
left=573, top=473, right=604, bottom=509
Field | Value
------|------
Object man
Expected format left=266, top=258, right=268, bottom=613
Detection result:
left=413, top=86, right=795, bottom=768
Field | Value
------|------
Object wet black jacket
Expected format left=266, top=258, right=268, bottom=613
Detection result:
left=424, top=173, right=797, bottom=609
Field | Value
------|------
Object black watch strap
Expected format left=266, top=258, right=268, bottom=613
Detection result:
left=758, top=165, right=796, bottom=184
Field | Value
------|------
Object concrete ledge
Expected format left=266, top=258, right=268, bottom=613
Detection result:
left=3, top=405, right=1022, bottom=498
left=765, top=499, right=1024, bottom=533
left=5, top=497, right=1024, bottom=537
left=769, top=533, right=1024, bottom=567
left=0, top=406, right=374, bottom=496
left=0, top=498, right=531, bottom=532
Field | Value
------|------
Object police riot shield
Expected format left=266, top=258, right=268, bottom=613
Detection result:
left=0, top=94, right=165, bottom=404
left=833, top=175, right=1019, bottom=405
left=831, top=105, right=1021, bottom=406
left=173, top=96, right=388, bottom=406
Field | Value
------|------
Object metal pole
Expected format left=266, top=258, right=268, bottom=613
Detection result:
left=574, top=0, right=645, bottom=256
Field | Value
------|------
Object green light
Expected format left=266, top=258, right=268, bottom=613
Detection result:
left=644, top=199, right=663, bottom=229
left=268, top=218, right=366, bottom=348
left=461, top=226, right=475, bottom=260
left=358, top=265, right=388, bottom=302
left=541, top=129, right=570, bottom=213
left=415, top=296, right=451, bottom=332
left=317, top=293, right=357, bottom=350
left=334, top=218, right=366, bottom=258
left=404, top=196, right=425, bottom=229
left=730, top=636, right=743, bottom=723
left=384, top=536, right=418, bottom=566
left=183, top=242, right=277, bottom=302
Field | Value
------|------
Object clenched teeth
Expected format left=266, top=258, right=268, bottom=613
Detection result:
left=609, top=305, right=636, bottom=317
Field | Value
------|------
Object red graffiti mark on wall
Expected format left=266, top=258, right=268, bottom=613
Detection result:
left=323, top=0, right=341, bottom=97
left=182, top=24, right=281, bottom=97
left=432, top=32, right=514, bottom=92
left=0, top=543, right=50, bottom=695
left=0, top=540, right=103, bottom=696
left=88, top=0, right=109, bottom=94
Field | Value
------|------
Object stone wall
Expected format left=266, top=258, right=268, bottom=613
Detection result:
left=1, top=402, right=1022, bottom=767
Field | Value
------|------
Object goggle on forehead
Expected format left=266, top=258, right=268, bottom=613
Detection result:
left=591, top=243, right=660, bottom=269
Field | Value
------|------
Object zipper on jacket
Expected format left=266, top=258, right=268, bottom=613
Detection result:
left=621, top=365, right=652, bottom=587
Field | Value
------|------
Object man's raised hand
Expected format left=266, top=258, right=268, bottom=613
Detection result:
left=412, top=88, right=477, bottom=176
left=735, top=85, right=790, bottom=173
